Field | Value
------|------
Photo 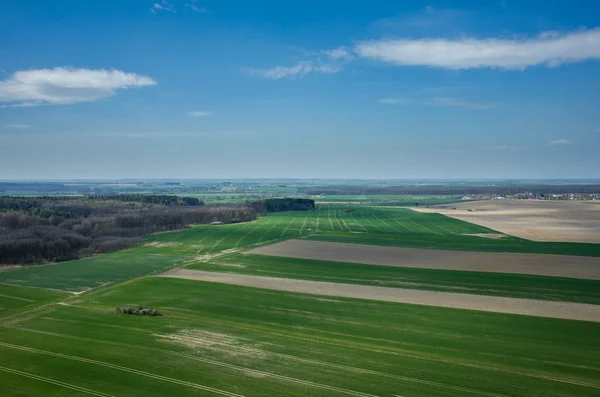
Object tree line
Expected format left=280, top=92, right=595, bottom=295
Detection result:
left=248, top=198, right=315, bottom=213
left=0, top=196, right=253, bottom=265
left=89, top=194, right=204, bottom=206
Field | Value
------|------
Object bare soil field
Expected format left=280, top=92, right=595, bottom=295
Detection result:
left=246, top=239, right=600, bottom=280
left=412, top=200, right=600, bottom=243
left=159, top=269, right=600, bottom=322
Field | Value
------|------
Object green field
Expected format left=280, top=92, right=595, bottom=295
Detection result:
left=1, top=278, right=599, bottom=396
left=0, top=284, right=68, bottom=319
left=1, top=204, right=600, bottom=396
left=186, top=253, right=600, bottom=304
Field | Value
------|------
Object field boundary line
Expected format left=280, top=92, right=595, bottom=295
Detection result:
left=0, top=282, right=71, bottom=295
left=0, top=365, right=113, bottom=397
left=0, top=293, right=35, bottom=302
left=0, top=341, right=244, bottom=397
left=280, top=217, right=297, bottom=238
left=335, top=206, right=351, bottom=231
left=258, top=216, right=285, bottom=243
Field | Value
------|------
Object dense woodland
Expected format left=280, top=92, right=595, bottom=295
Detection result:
left=0, top=195, right=255, bottom=265
left=249, top=198, right=315, bottom=213
left=0, top=196, right=316, bottom=265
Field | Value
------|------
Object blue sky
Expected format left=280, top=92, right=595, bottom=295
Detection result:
left=1, top=0, right=599, bottom=179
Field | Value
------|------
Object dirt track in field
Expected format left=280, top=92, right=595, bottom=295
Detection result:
left=159, top=269, right=600, bottom=322
left=246, top=239, right=600, bottom=280
left=411, top=200, right=600, bottom=243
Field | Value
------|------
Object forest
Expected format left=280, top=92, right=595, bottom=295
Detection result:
left=0, top=195, right=255, bottom=265
left=249, top=198, right=315, bottom=213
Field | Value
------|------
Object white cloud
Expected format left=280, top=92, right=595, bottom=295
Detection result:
left=322, top=47, right=353, bottom=60
left=188, top=110, right=213, bottom=117
left=0, top=67, right=156, bottom=107
left=355, top=28, right=600, bottom=70
left=186, top=4, right=207, bottom=13
left=377, top=98, right=408, bottom=104
left=4, top=124, right=31, bottom=129
left=549, top=139, right=571, bottom=146
left=423, top=97, right=495, bottom=109
left=151, top=1, right=175, bottom=14
left=247, top=62, right=340, bottom=79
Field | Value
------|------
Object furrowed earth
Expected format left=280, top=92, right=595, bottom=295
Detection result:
left=2, top=203, right=600, bottom=396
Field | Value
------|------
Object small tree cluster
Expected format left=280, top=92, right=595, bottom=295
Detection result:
left=116, top=306, right=162, bottom=316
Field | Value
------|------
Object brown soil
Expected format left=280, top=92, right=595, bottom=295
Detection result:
left=412, top=200, right=600, bottom=243
left=245, top=239, right=600, bottom=280
left=158, top=269, right=600, bottom=322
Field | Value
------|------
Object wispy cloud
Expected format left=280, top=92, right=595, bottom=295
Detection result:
left=322, top=47, right=353, bottom=61
left=377, top=98, right=408, bottom=105
left=246, top=62, right=340, bottom=80
left=422, top=97, right=495, bottom=109
left=4, top=123, right=31, bottom=129
left=188, top=110, right=213, bottom=117
left=185, top=3, right=207, bottom=13
left=355, top=28, right=600, bottom=70
left=150, top=1, right=175, bottom=14
left=0, top=67, right=156, bottom=107
left=549, top=139, right=571, bottom=146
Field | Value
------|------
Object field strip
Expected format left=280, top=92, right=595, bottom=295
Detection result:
left=347, top=211, right=368, bottom=231
left=36, top=306, right=600, bottom=372
left=0, top=293, right=35, bottom=302
left=10, top=325, right=551, bottom=396
left=299, top=214, right=308, bottom=234
left=208, top=222, right=253, bottom=253
left=258, top=216, right=285, bottom=242
left=370, top=212, right=402, bottom=233
left=2, top=330, right=377, bottom=397
left=410, top=201, right=600, bottom=243
left=280, top=217, right=297, bottom=238
left=379, top=211, right=410, bottom=232
left=159, top=269, right=600, bottom=322
left=0, top=342, right=244, bottom=397
left=232, top=220, right=264, bottom=248
left=157, top=307, right=600, bottom=385
left=359, top=211, right=383, bottom=232
left=0, top=282, right=71, bottom=294
left=10, top=331, right=512, bottom=397
left=327, top=205, right=335, bottom=231
left=0, top=365, right=113, bottom=396
left=336, top=206, right=351, bottom=231
left=246, top=239, right=600, bottom=280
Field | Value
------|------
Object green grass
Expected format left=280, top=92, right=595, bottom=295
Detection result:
left=1, top=277, right=598, bottom=396
left=186, top=253, right=600, bottom=304
left=0, top=284, right=68, bottom=318
left=0, top=253, right=186, bottom=293
left=307, top=205, right=600, bottom=256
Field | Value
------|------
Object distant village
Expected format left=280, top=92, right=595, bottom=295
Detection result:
left=463, top=193, right=600, bottom=201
